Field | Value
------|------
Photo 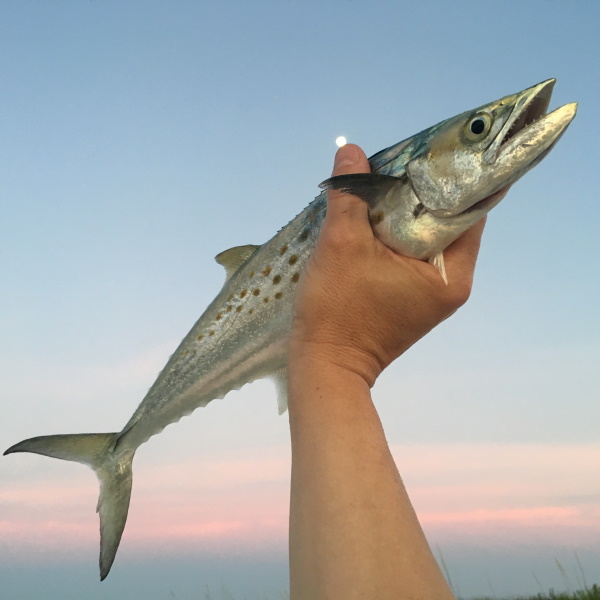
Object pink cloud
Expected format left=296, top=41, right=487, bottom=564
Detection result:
left=3, top=443, right=600, bottom=562
left=421, top=506, right=578, bottom=524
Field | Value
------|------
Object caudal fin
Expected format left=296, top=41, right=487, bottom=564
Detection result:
left=4, top=432, right=134, bottom=580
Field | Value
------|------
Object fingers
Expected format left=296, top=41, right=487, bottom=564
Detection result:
left=323, top=144, right=372, bottom=238
left=442, top=217, right=486, bottom=293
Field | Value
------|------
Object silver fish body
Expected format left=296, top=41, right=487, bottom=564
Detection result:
left=4, top=79, right=577, bottom=579
left=115, top=205, right=321, bottom=452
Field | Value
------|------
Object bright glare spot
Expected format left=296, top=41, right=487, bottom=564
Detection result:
left=335, top=136, right=347, bottom=147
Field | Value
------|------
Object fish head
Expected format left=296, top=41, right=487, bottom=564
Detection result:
left=363, top=79, right=577, bottom=260
left=403, top=79, right=577, bottom=219
left=321, top=79, right=577, bottom=263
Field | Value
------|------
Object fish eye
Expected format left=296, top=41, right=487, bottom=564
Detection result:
left=464, top=113, right=492, bottom=141
left=471, top=119, right=486, bottom=135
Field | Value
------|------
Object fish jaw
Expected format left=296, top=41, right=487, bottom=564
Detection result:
left=492, top=102, right=578, bottom=184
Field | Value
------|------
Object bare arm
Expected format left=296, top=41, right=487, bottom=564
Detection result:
left=287, top=144, right=485, bottom=600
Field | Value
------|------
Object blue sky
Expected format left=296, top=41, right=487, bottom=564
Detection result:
left=1, top=1, right=599, bottom=598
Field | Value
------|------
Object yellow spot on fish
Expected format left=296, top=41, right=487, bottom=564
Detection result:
left=288, top=255, right=298, bottom=266
left=236, top=306, right=243, bottom=312
left=216, top=313, right=223, bottom=320
left=249, top=271, right=255, bottom=278
left=240, top=290, right=247, bottom=298
left=197, top=334, right=204, bottom=341
left=228, top=294, right=233, bottom=301
left=263, top=297, right=270, bottom=303
left=279, top=244, right=288, bottom=255
left=275, top=292, right=283, bottom=299
left=249, top=308, right=254, bottom=314
left=226, top=306, right=232, bottom=312
left=299, top=230, right=309, bottom=242
left=292, top=273, right=300, bottom=283
left=209, top=331, right=215, bottom=336
left=262, top=266, right=272, bottom=277
left=184, top=351, right=189, bottom=357
left=273, top=275, right=281, bottom=285
left=253, top=289, right=260, bottom=296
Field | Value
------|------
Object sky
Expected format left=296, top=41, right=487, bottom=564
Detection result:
left=1, top=1, right=599, bottom=598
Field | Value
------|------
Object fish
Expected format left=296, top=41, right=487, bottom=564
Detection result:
left=4, top=78, right=577, bottom=580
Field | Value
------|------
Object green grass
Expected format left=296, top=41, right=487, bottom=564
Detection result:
left=470, top=583, right=600, bottom=600
left=177, top=584, right=600, bottom=600
left=177, top=565, right=600, bottom=600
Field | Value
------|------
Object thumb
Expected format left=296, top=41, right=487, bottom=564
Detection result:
left=324, top=144, right=372, bottom=232
left=331, top=143, right=370, bottom=176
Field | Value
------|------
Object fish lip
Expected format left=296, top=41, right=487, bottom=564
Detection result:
left=456, top=185, right=510, bottom=216
left=483, top=79, right=556, bottom=164
left=423, top=185, right=510, bottom=220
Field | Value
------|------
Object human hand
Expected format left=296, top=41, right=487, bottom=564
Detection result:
left=290, top=143, right=486, bottom=387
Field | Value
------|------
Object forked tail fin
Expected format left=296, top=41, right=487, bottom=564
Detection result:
left=4, top=432, right=134, bottom=580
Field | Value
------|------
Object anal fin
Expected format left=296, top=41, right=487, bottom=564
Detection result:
left=428, top=251, right=448, bottom=285
left=272, top=368, right=288, bottom=415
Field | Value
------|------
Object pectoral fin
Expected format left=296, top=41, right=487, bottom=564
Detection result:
left=319, top=173, right=402, bottom=209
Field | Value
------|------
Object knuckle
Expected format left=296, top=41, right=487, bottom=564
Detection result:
left=321, top=224, right=363, bottom=253
left=444, top=280, right=473, bottom=310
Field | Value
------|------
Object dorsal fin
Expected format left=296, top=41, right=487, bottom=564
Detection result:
left=215, top=244, right=260, bottom=280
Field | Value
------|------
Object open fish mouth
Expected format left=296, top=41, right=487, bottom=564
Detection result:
left=498, top=81, right=554, bottom=148
left=483, top=78, right=556, bottom=163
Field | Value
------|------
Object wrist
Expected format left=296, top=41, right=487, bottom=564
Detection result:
left=287, top=343, right=379, bottom=435
left=288, top=339, right=383, bottom=389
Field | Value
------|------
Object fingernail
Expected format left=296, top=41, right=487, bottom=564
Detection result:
left=333, top=145, right=360, bottom=172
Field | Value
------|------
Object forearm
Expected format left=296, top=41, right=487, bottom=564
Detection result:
left=287, top=355, right=454, bottom=600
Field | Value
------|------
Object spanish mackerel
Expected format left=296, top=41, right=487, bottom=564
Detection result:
left=4, top=79, right=577, bottom=579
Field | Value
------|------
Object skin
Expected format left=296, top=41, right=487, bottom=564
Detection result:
left=287, top=143, right=486, bottom=600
